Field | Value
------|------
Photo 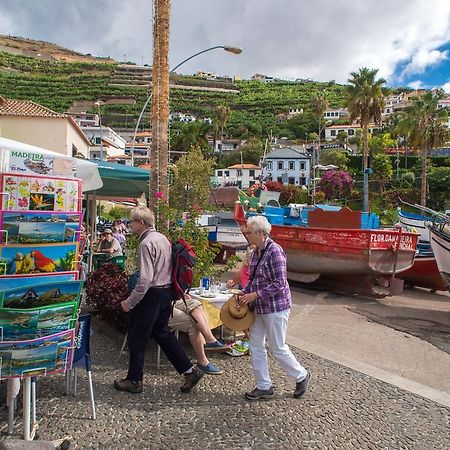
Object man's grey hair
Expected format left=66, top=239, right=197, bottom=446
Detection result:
left=247, top=215, right=271, bottom=236
left=130, top=206, right=155, bottom=227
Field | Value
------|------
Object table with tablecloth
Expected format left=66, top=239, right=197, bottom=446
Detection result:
left=189, top=290, right=232, bottom=329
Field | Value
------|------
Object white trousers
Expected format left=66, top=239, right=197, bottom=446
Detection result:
left=249, top=309, right=307, bottom=390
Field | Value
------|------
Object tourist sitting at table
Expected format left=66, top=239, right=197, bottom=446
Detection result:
left=97, top=228, right=122, bottom=259
left=170, top=295, right=229, bottom=374
left=227, top=244, right=256, bottom=290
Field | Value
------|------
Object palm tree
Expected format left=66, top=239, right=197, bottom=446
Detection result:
left=215, top=105, right=231, bottom=151
left=171, top=121, right=211, bottom=156
left=150, top=0, right=170, bottom=207
left=346, top=68, right=386, bottom=211
left=399, top=90, right=448, bottom=206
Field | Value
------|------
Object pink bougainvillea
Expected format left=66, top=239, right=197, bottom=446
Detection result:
left=317, top=170, right=354, bottom=200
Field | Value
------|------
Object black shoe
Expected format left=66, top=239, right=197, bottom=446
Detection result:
left=180, top=366, right=204, bottom=393
left=114, top=378, right=143, bottom=394
left=294, top=371, right=310, bottom=399
left=244, top=387, right=274, bottom=401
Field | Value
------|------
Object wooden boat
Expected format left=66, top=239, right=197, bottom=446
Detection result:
left=235, top=203, right=418, bottom=297
left=397, top=254, right=447, bottom=291
left=397, top=208, right=431, bottom=244
left=429, top=223, right=450, bottom=291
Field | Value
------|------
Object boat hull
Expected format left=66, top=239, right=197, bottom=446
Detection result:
left=397, top=209, right=430, bottom=244
left=429, top=225, right=450, bottom=291
left=270, top=225, right=418, bottom=276
left=397, top=256, right=447, bottom=291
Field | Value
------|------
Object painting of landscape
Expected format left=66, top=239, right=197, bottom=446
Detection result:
left=0, top=280, right=82, bottom=308
left=0, top=242, right=79, bottom=275
left=0, top=329, right=74, bottom=379
left=0, top=302, right=77, bottom=340
left=0, top=272, right=78, bottom=291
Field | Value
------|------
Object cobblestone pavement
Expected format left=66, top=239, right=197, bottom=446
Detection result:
left=1, top=319, right=450, bottom=449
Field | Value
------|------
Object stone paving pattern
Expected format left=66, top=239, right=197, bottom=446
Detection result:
left=1, top=319, right=450, bottom=449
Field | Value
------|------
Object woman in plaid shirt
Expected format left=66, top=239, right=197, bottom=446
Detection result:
left=239, top=215, right=310, bottom=401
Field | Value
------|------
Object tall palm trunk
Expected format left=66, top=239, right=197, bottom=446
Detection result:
left=420, top=143, right=427, bottom=206
left=150, top=0, right=170, bottom=208
left=362, top=121, right=369, bottom=212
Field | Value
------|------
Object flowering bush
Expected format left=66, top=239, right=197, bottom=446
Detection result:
left=155, top=196, right=239, bottom=286
left=263, top=180, right=283, bottom=192
left=318, top=170, right=353, bottom=200
left=85, top=263, right=129, bottom=332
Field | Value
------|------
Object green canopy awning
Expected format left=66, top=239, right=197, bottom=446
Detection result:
left=85, top=160, right=150, bottom=197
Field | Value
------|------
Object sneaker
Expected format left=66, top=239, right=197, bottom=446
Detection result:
left=180, top=366, right=204, bottom=393
left=197, top=362, right=223, bottom=375
left=294, top=371, right=310, bottom=399
left=205, top=340, right=231, bottom=352
left=244, top=387, right=274, bottom=401
left=113, top=378, right=143, bottom=394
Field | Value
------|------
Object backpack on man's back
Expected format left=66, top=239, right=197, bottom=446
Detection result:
left=171, top=239, right=196, bottom=301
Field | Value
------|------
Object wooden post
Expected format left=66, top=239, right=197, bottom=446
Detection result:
left=150, top=0, right=170, bottom=208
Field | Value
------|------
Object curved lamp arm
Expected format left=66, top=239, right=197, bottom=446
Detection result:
left=131, top=45, right=242, bottom=165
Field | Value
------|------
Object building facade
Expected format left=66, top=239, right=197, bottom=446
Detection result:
left=262, top=146, right=311, bottom=186
left=214, top=164, right=261, bottom=189
left=0, top=97, right=90, bottom=158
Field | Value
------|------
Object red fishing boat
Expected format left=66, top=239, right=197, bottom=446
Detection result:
left=234, top=203, right=419, bottom=297
left=397, top=255, right=447, bottom=292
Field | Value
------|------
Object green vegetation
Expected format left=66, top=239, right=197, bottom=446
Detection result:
left=0, top=51, right=347, bottom=134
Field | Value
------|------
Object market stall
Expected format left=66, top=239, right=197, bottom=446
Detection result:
left=0, top=138, right=99, bottom=440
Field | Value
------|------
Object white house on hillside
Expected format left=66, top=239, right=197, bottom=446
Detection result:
left=81, top=126, right=127, bottom=160
left=262, top=146, right=311, bottom=186
left=214, top=164, right=261, bottom=189
left=324, top=123, right=381, bottom=141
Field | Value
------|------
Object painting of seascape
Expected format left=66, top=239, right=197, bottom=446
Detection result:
left=1, top=212, right=81, bottom=244
left=0, top=272, right=78, bottom=291
left=0, top=329, right=74, bottom=379
left=0, top=302, right=77, bottom=340
left=0, top=280, right=82, bottom=308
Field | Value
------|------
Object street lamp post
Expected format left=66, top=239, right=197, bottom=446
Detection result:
left=131, top=45, right=242, bottom=167
left=94, top=101, right=104, bottom=161
left=312, top=119, right=332, bottom=200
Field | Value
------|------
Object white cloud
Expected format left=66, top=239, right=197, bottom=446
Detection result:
left=442, top=81, right=450, bottom=93
left=0, top=0, right=450, bottom=85
left=402, top=49, right=449, bottom=77
left=407, top=80, right=426, bottom=90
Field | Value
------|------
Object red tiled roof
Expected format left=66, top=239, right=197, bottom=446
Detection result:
left=227, top=164, right=260, bottom=169
left=0, top=97, right=66, bottom=118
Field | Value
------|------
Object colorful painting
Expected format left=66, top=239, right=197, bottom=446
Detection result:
left=0, top=272, right=78, bottom=291
left=0, top=302, right=77, bottom=340
left=0, top=211, right=81, bottom=244
left=0, top=243, right=79, bottom=276
left=0, top=173, right=81, bottom=212
left=0, top=329, right=74, bottom=379
left=0, top=281, right=82, bottom=308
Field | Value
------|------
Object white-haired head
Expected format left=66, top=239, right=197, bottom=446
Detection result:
left=246, top=215, right=272, bottom=236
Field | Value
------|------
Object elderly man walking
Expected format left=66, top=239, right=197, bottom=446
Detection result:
left=239, top=215, right=310, bottom=400
left=114, top=206, right=204, bottom=394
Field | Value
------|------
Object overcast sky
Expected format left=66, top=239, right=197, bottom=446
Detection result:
left=1, top=0, right=450, bottom=90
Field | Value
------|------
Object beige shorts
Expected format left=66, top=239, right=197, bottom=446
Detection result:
left=168, top=298, right=202, bottom=334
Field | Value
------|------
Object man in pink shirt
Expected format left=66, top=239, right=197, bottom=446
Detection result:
left=114, top=206, right=204, bottom=394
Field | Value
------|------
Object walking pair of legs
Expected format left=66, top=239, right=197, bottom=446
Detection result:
left=246, top=309, right=310, bottom=400
left=114, top=287, right=203, bottom=394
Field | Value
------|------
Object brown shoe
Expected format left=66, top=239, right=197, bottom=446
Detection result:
left=114, top=378, right=143, bottom=394
left=180, top=366, right=204, bottom=393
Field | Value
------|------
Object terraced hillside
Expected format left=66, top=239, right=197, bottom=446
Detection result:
left=0, top=50, right=348, bottom=134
